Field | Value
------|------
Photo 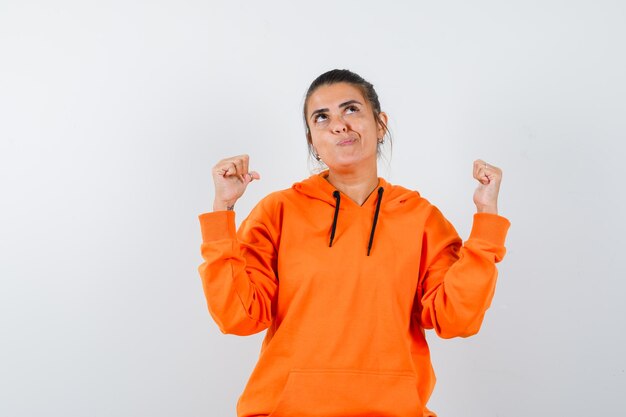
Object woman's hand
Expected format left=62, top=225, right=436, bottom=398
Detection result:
left=212, top=154, right=260, bottom=211
left=472, top=159, right=502, bottom=214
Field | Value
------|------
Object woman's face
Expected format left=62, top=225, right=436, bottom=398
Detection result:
left=306, top=82, right=387, bottom=173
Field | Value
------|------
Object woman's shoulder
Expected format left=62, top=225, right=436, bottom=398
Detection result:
left=248, top=187, right=291, bottom=213
left=379, top=177, right=433, bottom=209
left=244, top=183, right=304, bottom=221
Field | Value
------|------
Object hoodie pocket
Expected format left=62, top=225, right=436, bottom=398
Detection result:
left=268, top=368, right=423, bottom=417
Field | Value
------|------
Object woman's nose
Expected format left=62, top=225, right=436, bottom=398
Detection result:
left=330, top=116, right=348, bottom=133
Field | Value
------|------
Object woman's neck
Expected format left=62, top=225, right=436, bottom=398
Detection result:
left=325, top=167, right=380, bottom=206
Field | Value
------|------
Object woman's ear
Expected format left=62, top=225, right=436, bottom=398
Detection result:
left=377, top=111, right=389, bottom=138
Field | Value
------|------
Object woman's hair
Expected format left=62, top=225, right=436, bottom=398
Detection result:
left=302, top=69, right=392, bottom=164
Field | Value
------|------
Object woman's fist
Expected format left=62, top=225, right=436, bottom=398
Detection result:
left=212, top=154, right=260, bottom=211
left=472, top=159, right=502, bottom=214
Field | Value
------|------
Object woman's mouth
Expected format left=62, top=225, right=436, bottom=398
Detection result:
left=337, top=138, right=357, bottom=146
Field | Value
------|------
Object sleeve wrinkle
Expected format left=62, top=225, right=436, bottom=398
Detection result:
left=417, top=205, right=505, bottom=338
left=198, top=206, right=279, bottom=335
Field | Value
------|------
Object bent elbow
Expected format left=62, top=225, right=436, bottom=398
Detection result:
left=212, top=313, right=270, bottom=336
left=456, top=323, right=482, bottom=338
left=434, top=313, right=486, bottom=339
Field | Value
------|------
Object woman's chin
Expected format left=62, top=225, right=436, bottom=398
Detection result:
left=326, top=155, right=376, bottom=171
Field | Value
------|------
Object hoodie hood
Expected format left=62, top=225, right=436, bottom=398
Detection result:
left=292, top=170, right=419, bottom=206
left=291, top=170, right=421, bottom=256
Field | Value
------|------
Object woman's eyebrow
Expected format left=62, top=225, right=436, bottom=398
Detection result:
left=310, top=99, right=363, bottom=120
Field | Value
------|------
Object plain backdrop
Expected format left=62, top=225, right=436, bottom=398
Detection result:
left=1, top=1, right=625, bottom=416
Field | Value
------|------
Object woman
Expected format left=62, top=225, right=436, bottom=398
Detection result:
left=198, top=69, right=510, bottom=417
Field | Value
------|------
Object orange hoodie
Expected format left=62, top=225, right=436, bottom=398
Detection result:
left=197, top=170, right=510, bottom=417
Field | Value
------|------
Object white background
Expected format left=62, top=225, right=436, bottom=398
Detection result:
left=1, top=1, right=625, bottom=416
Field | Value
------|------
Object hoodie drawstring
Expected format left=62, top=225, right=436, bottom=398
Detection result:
left=328, top=187, right=384, bottom=256
left=367, top=187, right=384, bottom=256
left=329, top=190, right=341, bottom=247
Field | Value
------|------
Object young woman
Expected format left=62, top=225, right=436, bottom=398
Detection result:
left=198, top=69, right=510, bottom=417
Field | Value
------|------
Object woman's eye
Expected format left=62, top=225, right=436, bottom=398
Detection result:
left=346, top=105, right=359, bottom=114
left=314, top=114, right=327, bottom=123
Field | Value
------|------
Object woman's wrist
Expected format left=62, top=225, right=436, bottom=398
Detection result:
left=213, top=200, right=236, bottom=212
left=476, top=205, right=498, bottom=214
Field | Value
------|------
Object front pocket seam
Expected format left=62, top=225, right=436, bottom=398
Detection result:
left=268, top=368, right=422, bottom=417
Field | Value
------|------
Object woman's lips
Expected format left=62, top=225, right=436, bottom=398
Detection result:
left=337, top=138, right=357, bottom=146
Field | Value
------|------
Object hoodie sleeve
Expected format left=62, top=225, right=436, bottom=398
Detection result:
left=418, top=206, right=510, bottom=339
left=197, top=208, right=278, bottom=336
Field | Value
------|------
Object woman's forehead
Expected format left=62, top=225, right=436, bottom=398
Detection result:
left=307, top=83, right=367, bottom=111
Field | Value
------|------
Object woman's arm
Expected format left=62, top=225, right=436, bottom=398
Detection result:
left=417, top=208, right=510, bottom=338
left=197, top=154, right=275, bottom=336
left=416, top=159, right=510, bottom=338
left=198, top=208, right=278, bottom=336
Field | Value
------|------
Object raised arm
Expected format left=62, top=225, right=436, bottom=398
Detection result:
left=416, top=159, right=510, bottom=338
left=197, top=155, right=276, bottom=336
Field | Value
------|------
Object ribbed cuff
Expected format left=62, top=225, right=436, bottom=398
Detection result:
left=198, top=210, right=237, bottom=242
left=468, top=213, right=511, bottom=246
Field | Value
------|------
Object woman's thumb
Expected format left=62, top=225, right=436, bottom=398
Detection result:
left=246, top=171, right=261, bottom=183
